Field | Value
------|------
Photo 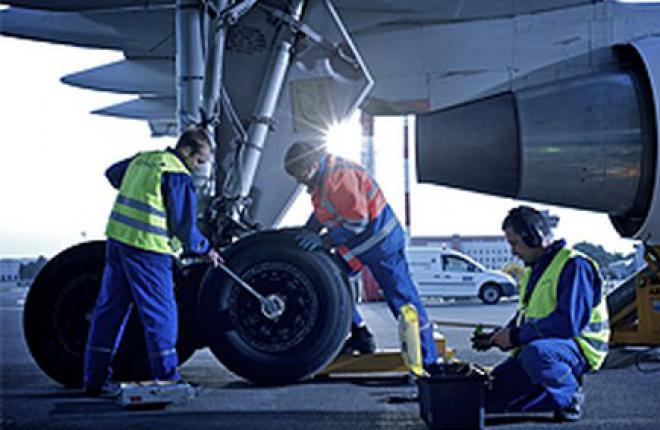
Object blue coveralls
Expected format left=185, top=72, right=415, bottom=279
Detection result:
left=486, top=240, right=600, bottom=413
left=307, top=156, right=438, bottom=367
left=83, top=148, right=210, bottom=392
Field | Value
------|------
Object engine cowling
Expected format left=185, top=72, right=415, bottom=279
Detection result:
left=416, top=37, right=660, bottom=244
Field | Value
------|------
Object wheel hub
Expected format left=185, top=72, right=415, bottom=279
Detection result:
left=227, top=261, right=319, bottom=353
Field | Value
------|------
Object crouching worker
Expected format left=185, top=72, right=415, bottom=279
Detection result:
left=283, top=141, right=438, bottom=367
left=478, top=206, right=609, bottom=421
left=84, top=127, right=223, bottom=396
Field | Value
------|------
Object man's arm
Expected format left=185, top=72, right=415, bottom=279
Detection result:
left=511, top=257, right=599, bottom=346
left=105, top=158, right=132, bottom=189
left=163, top=172, right=210, bottom=255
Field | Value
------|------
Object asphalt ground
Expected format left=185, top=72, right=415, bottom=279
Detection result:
left=1, top=287, right=659, bottom=429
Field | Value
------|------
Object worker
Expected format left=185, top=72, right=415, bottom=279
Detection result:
left=284, top=142, right=438, bottom=366
left=84, top=127, right=223, bottom=396
left=478, top=206, right=609, bottom=421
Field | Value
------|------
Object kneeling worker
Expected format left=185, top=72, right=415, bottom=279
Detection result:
left=284, top=141, right=438, bottom=367
left=84, top=127, right=223, bottom=395
left=479, top=206, right=609, bottom=421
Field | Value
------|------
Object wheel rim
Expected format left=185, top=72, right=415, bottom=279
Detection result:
left=52, top=273, right=99, bottom=358
left=484, top=287, right=498, bottom=302
left=227, top=261, right=319, bottom=353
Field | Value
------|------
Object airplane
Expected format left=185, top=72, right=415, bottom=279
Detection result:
left=2, top=0, right=660, bottom=387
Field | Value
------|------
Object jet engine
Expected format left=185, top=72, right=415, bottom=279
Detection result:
left=416, top=37, right=660, bottom=244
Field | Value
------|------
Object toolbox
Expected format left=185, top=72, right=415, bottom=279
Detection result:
left=417, top=363, right=488, bottom=430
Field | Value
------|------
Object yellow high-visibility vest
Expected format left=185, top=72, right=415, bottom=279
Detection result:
left=517, top=248, right=610, bottom=370
left=106, top=150, right=189, bottom=255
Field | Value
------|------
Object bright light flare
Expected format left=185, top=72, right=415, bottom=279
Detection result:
left=323, top=115, right=361, bottom=161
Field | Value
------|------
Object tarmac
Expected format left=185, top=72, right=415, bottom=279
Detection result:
left=1, top=286, right=659, bottom=429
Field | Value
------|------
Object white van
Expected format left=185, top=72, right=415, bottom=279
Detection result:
left=407, top=247, right=517, bottom=304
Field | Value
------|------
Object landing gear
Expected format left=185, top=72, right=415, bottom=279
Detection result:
left=23, top=241, right=196, bottom=387
left=201, top=230, right=352, bottom=385
left=23, top=234, right=352, bottom=387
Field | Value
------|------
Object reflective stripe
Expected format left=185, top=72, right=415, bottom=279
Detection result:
left=557, top=368, right=573, bottom=382
left=116, top=195, right=166, bottom=218
left=149, top=348, right=177, bottom=358
left=342, top=218, right=368, bottom=233
left=366, top=185, right=378, bottom=199
left=581, top=336, right=609, bottom=352
left=110, top=211, right=169, bottom=237
left=515, top=248, right=610, bottom=369
left=344, top=216, right=398, bottom=259
left=86, top=345, right=113, bottom=354
left=584, top=321, right=610, bottom=332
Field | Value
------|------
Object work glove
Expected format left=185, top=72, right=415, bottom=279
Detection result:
left=470, top=327, right=498, bottom=352
left=295, top=229, right=323, bottom=251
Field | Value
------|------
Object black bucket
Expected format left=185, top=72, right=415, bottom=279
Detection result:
left=418, top=363, right=489, bottom=430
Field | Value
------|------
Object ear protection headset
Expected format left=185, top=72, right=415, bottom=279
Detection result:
left=507, top=206, right=548, bottom=248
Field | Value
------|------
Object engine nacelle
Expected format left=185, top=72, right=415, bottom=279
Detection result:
left=416, top=37, right=660, bottom=244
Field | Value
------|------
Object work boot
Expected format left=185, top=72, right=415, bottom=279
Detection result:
left=84, top=379, right=121, bottom=398
left=554, top=387, right=585, bottom=422
left=342, top=325, right=376, bottom=354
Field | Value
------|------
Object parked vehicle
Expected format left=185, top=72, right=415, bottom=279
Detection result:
left=407, top=247, right=517, bottom=304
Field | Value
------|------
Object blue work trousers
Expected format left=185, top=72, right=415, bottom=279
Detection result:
left=83, top=239, right=180, bottom=391
left=486, top=338, right=589, bottom=413
left=357, top=248, right=438, bottom=366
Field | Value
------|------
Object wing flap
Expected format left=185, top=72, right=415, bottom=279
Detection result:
left=92, top=97, right=174, bottom=121
left=61, top=58, right=174, bottom=95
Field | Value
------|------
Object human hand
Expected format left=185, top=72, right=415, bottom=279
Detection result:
left=471, top=329, right=495, bottom=352
left=294, top=229, right=323, bottom=251
left=490, top=327, right=513, bottom=351
left=207, top=248, right=224, bottom=267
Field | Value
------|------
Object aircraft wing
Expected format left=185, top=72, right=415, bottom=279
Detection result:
left=2, top=0, right=660, bottom=243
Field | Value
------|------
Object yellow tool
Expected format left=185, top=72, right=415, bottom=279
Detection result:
left=399, top=304, right=424, bottom=376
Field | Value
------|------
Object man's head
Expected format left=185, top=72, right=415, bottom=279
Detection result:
left=176, top=127, right=213, bottom=171
left=284, top=141, right=325, bottom=187
left=502, top=205, right=552, bottom=265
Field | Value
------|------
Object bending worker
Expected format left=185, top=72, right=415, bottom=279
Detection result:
left=480, top=206, right=609, bottom=421
left=284, top=141, right=438, bottom=367
left=84, top=127, right=223, bottom=395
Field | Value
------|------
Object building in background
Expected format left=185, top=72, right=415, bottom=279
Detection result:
left=410, top=235, right=518, bottom=270
left=0, top=260, right=21, bottom=286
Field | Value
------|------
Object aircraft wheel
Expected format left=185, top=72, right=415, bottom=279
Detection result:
left=202, top=230, right=352, bottom=385
left=23, top=241, right=196, bottom=387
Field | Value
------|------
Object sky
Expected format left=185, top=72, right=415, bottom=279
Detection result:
left=0, top=36, right=640, bottom=258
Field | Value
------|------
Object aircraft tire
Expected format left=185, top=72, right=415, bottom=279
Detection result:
left=203, top=229, right=352, bottom=385
left=23, top=241, right=196, bottom=387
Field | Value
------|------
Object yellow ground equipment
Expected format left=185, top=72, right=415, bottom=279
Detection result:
left=319, top=334, right=451, bottom=376
left=609, top=246, right=660, bottom=346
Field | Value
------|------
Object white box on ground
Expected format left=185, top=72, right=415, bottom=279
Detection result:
left=118, top=381, right=198, bottom=408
